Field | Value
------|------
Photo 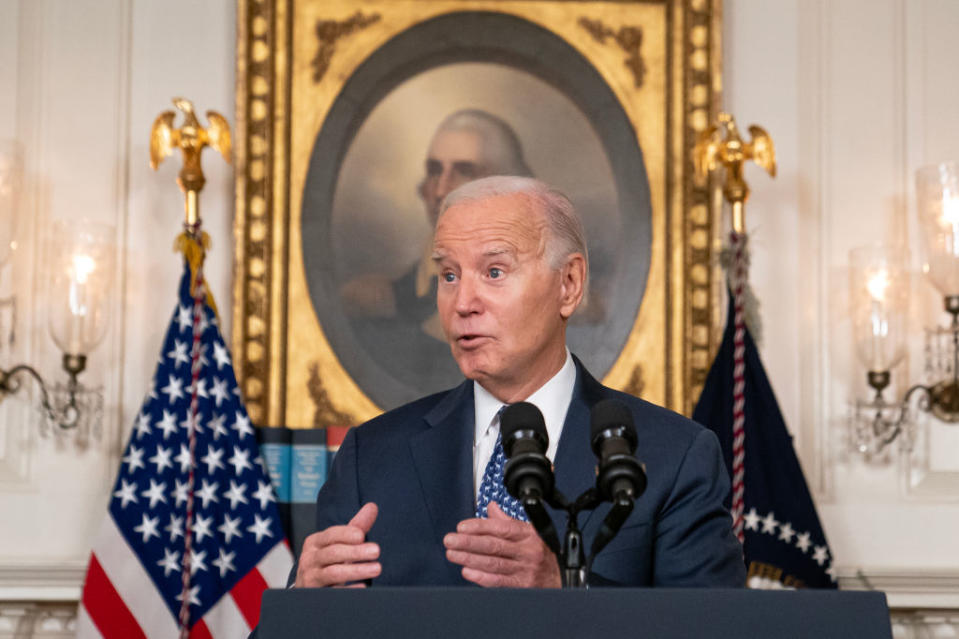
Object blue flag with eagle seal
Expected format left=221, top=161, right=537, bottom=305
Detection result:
left=693, top=294, right=838, bottom=589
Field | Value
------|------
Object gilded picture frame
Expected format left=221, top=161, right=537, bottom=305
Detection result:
left=233, top=0, right=723, bottom=429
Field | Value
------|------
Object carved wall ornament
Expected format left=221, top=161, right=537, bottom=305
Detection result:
left=312, top=11, right=381, bottom=83
left=578, top=17, right=646, bottom=89
left=308, top=362, right=356, bottom=427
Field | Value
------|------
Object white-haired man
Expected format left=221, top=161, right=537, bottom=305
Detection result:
left=297, top=176, right=745, bottom=588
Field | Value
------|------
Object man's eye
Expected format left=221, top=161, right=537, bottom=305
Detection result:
left=453, top=162, right=481, bottom=180
left=442, top=272, right=457, bottom=283
left=489, top=267, right=503, bottom=279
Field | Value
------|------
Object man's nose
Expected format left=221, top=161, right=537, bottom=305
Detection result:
left=436, top=167, right=459, bottom=201
left=453, top=274, right=482, bottom=315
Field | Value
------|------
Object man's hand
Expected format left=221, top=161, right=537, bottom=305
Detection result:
left=443, top=501, right=561, bottom=588
left=295, top=502, right=381, bottom=588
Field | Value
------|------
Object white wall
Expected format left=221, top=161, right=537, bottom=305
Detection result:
left=0, top=0, right=235, bottom=614
left=0, top=0, right=956, bottom=634
left=729, top=0, right=959, bottom=607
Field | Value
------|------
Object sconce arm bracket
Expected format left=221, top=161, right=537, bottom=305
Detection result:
left=0, top=363, right=79, bottom=429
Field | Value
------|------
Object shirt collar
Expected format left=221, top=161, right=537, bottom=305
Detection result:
left=473, top=349, right=576, bottom=460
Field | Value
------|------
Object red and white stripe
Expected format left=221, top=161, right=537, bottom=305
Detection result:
left=729, top=231, right=747, bottom=543
left=76, top=514, right=292, bottom=638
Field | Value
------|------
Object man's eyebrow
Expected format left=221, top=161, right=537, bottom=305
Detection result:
left=430, top=249, right=447, bottom=262
left=483, top=246, right=514, bottom=258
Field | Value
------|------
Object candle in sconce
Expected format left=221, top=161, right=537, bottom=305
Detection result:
left=941, top=194, right=959, bottom=255
left=46, top=220, right=114, bottom=358
left=865, top=268, right=890, bottom=372
left=849, top=245, right=907, bottom=380
left=67, top=253, right=96, bottom=355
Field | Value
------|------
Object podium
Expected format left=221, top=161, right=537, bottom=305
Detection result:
left=258, top=587, right=892, bottom=638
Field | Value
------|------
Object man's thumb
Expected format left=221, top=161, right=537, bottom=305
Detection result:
left=349, top=502, right=379, bottom=534
left=487, top=501, right=509, bottom=520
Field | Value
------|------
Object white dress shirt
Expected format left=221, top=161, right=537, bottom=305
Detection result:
left=472, top=349, right=576, bottom=499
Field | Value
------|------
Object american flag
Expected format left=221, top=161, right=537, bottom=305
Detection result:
left=77, top=247, right=292, bottom=638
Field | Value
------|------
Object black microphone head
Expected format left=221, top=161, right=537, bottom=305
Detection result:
left=500, top=401, right=548, bottom=457
left=589, top=398, right=637, bottom=456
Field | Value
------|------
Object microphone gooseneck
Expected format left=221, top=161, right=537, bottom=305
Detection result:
left=587, top=399, right=648, bottom=564
left=499, top=402, right=561, bottom=558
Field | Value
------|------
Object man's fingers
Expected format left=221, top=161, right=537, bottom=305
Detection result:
left=445, top=548, right=515, bottom=575
left=298, top=560, right=382, bottom=588
left=305, top=503, right=379, bottom=550
left=456, top=515, right=528, bottom=541
left=444, top=532, right=518, bottom=559
left=313, top=542, right=380, bottom=568
left=306, top=524, right=366, bottom=549
left=461, top=567, right=523, bottom=588
left=295, top=503, right=381, bottom=588
left=444, top=507, right=562, bottom=589
left=321, top=561, right=382, bottom=585
left=349, top=502, right=379, bottom=534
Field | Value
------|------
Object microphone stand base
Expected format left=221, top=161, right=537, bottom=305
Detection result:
left=562, top=568, right=587, bottom=589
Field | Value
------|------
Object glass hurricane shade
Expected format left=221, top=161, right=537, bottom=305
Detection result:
left=0, top=140, right=23, bottom=268
left=849, top=245, right=909, bottom=373
left=916, top=161, right=959, bottom=296
left=47, top=220, right=114, bottom=356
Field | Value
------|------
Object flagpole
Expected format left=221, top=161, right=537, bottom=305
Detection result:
left=693, top=112, right=776, bottom=543
left=148, top=97, right=232, bottom=638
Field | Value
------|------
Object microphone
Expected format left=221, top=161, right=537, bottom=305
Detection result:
left=500, top=402, right=561, bottom=557
left=501, top=402, right=554, bottom=502
left=589, top=399, right=647, bottom=503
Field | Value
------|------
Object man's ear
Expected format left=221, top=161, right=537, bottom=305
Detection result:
left=558, top=253, right=586, bottom=319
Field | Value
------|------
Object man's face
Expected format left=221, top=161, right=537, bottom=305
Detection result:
left=432, top=193, right=582, bottom=401
left=419, top=128, right=489, bottom=227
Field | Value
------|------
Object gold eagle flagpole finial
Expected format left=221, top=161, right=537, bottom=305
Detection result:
left=149, top=97, right=232, bottom=230
left=693, top=112, right=776, bottom=234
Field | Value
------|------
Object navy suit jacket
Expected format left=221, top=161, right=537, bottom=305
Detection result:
left=306, top=358, right=745, bottom=587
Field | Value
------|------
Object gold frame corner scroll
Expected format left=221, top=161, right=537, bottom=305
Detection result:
left=234, top=0, right=724, bottom=428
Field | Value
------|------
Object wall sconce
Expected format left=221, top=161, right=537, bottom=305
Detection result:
left=0, top=141, right=110, bottom=434
left=850, top=246, right=911, bottom=455
left=852, top=161, right=959, bottom=456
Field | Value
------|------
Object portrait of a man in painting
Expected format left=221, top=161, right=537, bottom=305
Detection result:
left=305, top=58, right=650, bottom=411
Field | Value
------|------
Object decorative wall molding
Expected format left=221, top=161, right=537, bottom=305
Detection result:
left=0, top=562, right=85, bottom=602
left=838, top=567, right=959, bottom=610
left=890, top=610, right=959, bottom=639
left=796, top=0, right=830, bottom=499
left=0, top=602, right=76, bottom=639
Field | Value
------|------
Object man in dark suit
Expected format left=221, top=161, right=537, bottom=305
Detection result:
left=294, top=176, right=745, bottom=588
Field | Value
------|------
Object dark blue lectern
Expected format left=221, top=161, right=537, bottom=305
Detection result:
left=258, top=587, right=892, bottom=638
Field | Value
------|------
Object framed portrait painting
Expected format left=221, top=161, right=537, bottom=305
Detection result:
left=234, top=0, right=723, bottom=429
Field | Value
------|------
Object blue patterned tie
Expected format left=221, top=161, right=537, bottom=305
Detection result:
left=475, top=413, right=529, bottom=521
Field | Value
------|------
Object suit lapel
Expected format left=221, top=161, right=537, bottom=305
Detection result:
left=410, top=381, right=475, bottom=543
